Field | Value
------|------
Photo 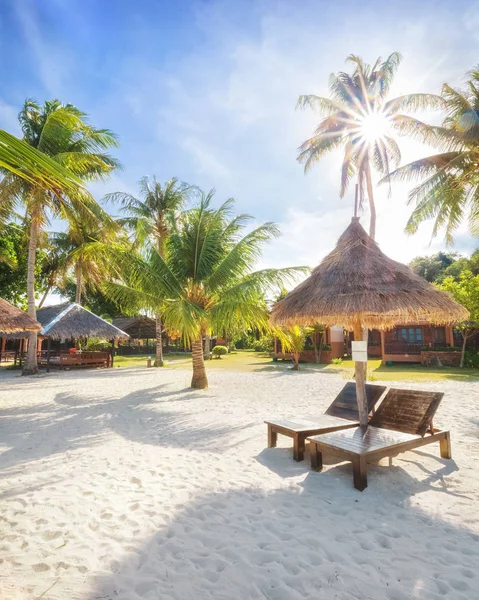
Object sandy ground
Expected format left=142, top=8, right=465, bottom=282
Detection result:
left=0, top=366, right=478, bottom=600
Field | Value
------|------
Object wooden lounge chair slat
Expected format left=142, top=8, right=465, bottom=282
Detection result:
left=325, top=382, right=385, bottom=420
left=369, top=388, right=443, bottom=436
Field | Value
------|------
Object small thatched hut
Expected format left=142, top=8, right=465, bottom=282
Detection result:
left=271, top=218, right=468, bottom=425
left=37, top=302, right=129, bottom=341
left=0, top=297, right=41, bottom=333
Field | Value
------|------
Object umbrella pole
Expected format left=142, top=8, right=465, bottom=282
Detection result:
left=353, top=322, right=369, bottom=428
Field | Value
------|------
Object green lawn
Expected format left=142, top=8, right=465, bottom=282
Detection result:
left=112, top=351, right=479, bottom=382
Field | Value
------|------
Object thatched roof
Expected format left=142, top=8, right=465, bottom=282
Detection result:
left=0, top=297, right=41, bottom=333
left=36, top=302, right=129, bottom=340
left=271, top=218, right=469, bottom=330
left=112, top=316, right=156, bottom=339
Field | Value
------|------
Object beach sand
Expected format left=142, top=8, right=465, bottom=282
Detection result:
left=1, top=366, right=478, bottom=599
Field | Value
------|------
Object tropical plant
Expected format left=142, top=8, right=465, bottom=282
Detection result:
left=212, top=345, right=228, bottom=359
left=385, top=67, right=479, bottom=242
left=297, top=52, right=442, bottom=238
left=103, top=191, right=307, bottom=388
left=106, top=177, right=191, bottom=366
left=277, top=326, right=314, bottom=370
left=0, top=129, right=83, bottom=199
left=0, top=99, right=120, bottom=374
left=48, top=219, right=120, bottom=305
left=437, top=271, right=479, bottom=367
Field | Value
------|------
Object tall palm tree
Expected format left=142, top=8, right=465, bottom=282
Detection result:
left=0, top=99, right=120, bottom=374
left=47, top=220, right=119, bottom=306
left=384, top=67, right=479, bottom=243
left=297, top=53, right=443, bottom=239
left=106, top=177, right=190, bottom=366
left=103, top=191, right=307, bottom=388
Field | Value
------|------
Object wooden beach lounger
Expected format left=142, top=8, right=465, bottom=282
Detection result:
left=307, top=388, right=451, bottom=491
left=264, top=382, right=386, bottom=461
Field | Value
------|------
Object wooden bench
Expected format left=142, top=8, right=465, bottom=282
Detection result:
left=265, top=382, right=386, bottom=461
left=308, top=389, right=450, bottom=490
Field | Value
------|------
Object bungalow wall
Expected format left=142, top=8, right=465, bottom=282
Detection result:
left=379, top=324, right=454, bottom=364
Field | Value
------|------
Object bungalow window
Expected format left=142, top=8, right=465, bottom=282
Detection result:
left=392, top=327, right=423, bottom=344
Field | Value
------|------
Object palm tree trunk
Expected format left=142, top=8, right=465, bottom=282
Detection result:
left=191, top=337, right=208, bottom=389
left=364, top=160, right=376, bottom=240
left=23, top=219, right=39, bottom=375
left=154, top=314, right=164, bottom=367
left=204, top=334, right=211, bottom=360
left=75, top=261, right=82, bottom=304
left=38, top=284, right=51, bottom=309
left=293, top=352, right=300, bottom=370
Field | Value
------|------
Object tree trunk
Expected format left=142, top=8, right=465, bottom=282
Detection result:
left=38, top=284, right=51, bottom=309
left=353, top=322, right=368, bottom=427
left=23, top=219, right=39, bottom=375
left=204, top=334, right=211, bottom=360
left=364, top=160, right=376, bottom=240
left=293, top=352, right=300, bottom=370
left=154, top=313, right=164, bottom=367
left=75, top=261, right=82, bottom=304
left=460, top=333, right=467, bottom=368
left=191, top=337, right=208, bottom=389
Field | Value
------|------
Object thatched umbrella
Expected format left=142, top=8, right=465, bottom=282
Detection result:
left=271, top=218, right=469, bottom=426
left=0, top=297, right=41, bottom=333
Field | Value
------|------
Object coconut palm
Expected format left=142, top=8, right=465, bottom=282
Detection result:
left=105, top=177, right=191, bottom=366
left=47, top=220, right=120, bottom=306
left=0, top=129, right=83, bottom=201
left=297, top=53, right=443, bottom=239
left=384, top=67, right=479, bottom=243
left=0, top=99, right=120, bottom=374
left=103, top=191, right=307, bottom=388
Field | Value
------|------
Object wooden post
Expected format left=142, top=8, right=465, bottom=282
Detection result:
left=46, top=337, right=51, bottom=373
left=353, top=322, right=369, bottom=427
left=380, top=330, right=386, bottom=365
left=0, top=336, right=4, bottom=363
left=110, top=339, right=115, bottom=368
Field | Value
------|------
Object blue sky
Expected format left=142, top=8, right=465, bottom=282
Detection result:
left=1, top=0, right=479, bottom=272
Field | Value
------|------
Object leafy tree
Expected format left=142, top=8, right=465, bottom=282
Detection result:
left=103, top=192, right=307, bottom=388
left=409, top=252, right=457, bottom=283
left=385, top=66, right=479, bottom=242
left=297, top=53, right=442, bottom=238
left=437, top=271, right=479, bottom=367
left=106, top=177, right=191, bottom=366
left=0, top=223, right=48, bottom=308
left=0, top=99, right=120, bottom=374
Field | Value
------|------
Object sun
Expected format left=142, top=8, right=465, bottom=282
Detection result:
left=359, top=111, right=391, bottom=143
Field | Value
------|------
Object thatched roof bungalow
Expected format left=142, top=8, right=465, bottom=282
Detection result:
left=0, top=297, right=41, bottom=334
left=1, top=302, right=129, bottom=341
left=112, top=316, right=156, bottom=340
left=37, top=302, right=129, bottom=340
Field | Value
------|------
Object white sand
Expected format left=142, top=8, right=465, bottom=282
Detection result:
left=1, top=366, right=478, bottom=600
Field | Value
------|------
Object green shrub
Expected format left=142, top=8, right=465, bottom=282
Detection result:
left=212, top=345, right=228, bottom=359
left=84, top=337, right=110, bottom=351
left=331, top=357, right=343, bottom=365
left=464, top=350, right=479, bottom=368
left=252, top=335, right=274, bottom=352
